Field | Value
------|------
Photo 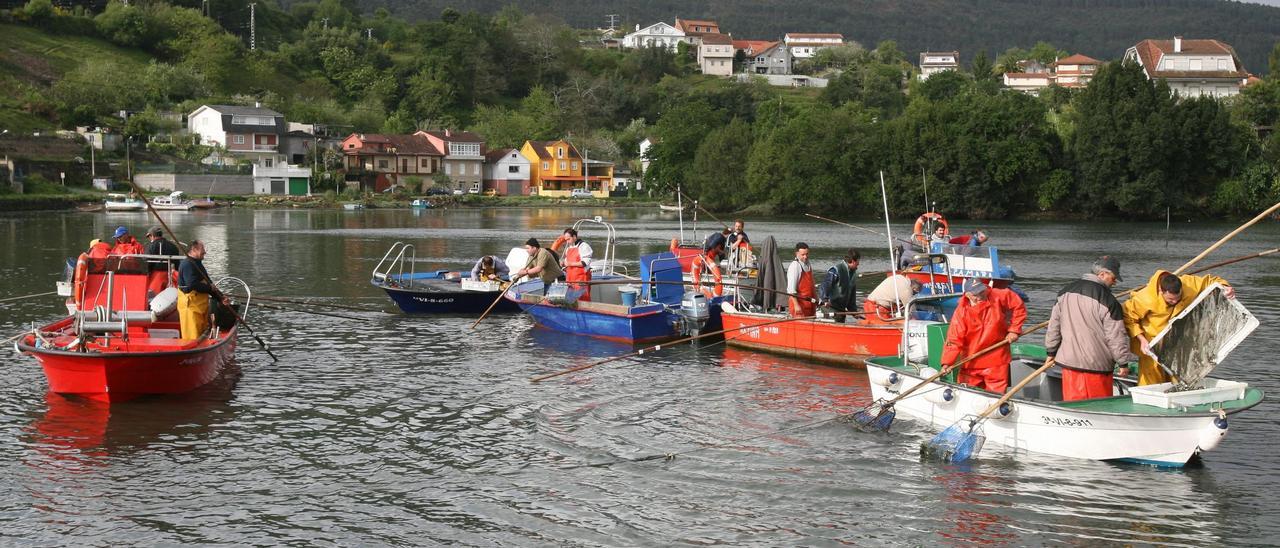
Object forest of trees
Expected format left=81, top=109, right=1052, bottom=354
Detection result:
left=3, top=1, right=1280, bottom=218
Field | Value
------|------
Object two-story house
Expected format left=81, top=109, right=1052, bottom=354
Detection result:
left=1053, top=54, right=1102, bottom=88
left=188, top=104, right=287, bottom=168
left=919, top=51, right=960, bottom=80
left=674, top=18, right=720, bottom=47
left=341, top=133, right=443, bottom=192
left=483, top=148, right=531, bottom=196
left=622, top=22, right=686, bottom=50
left=418, top=129, right=485, bottom=192
left=747, top=42, right=792, bottom=75
left=697, top=33, right=735, bottom=76
left=519, top=140, right=610, bottom=198
left=1003, top=54, right=1102, bottom=95
left=785, top=33, right=844, bottom=59
left=1124, top=37, right=1248, bottom=98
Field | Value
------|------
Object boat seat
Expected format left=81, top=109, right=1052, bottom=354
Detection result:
left=574, top=300, right=632, bottom=315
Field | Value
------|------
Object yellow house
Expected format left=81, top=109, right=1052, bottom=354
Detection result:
left=519, top=140, right=612, bottom=198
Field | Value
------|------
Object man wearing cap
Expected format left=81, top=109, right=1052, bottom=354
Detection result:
left=144, top=227, right=181, bottom=297
left=108, top=226, right=144, bottom=255
left=1045, top=256, right=1136, bottom=401
left=514, top=238, right=562, bottom=291
left=786, top=242, right=816, bottom=318
left=177, top=240, right=215, bottom=340
left=1123, top=269, right=1234, bottom=386
left=939, top=279, right=1028, bottom=393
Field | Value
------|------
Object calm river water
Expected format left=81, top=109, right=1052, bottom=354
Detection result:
left=0, top=207, right=1277, bottom=545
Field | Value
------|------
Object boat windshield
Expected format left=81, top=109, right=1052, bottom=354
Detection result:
left=86, top=256, right=150, bottom=275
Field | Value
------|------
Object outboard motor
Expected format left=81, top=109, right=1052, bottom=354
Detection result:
left=678, top=291, right=710, bottom=335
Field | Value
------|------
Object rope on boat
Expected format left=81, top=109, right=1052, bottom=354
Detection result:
left=0, top=291, right=57, bottom=303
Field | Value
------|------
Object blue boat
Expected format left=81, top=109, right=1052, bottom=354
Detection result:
left=506, top=219, right=723, bottom=344
left=371, top=242, right=523, bottom=315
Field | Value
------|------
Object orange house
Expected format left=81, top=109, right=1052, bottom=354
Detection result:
left=519, top=140, right=612, bottom=198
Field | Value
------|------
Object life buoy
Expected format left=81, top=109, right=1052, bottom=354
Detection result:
left=72, top=253, right=88, bottom=307
left=912, top=212, right=949, bottom=247
left=691, top=253, right=722, bottom=297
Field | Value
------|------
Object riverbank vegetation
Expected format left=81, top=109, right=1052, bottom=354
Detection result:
left=1, top=2, right=1279, bottom=218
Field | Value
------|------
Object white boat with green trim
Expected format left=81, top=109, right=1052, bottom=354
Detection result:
left=865, top=285, right=1264, bottom=467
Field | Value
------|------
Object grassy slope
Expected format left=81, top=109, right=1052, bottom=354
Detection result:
left=0, top=23, right=152, bottom=132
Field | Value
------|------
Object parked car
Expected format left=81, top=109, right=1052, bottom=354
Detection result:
left=452, top=189, right=464, bottom=195
left=570, top=188, right=593, bottom=199
left=483, top=189, right=497, bottom=196
left=426, top=187, right=450, bottom=196
left=467, top=184, right=481, bottom=195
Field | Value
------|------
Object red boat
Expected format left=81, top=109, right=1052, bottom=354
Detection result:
left=721, top=309, right=907, bottom=367
left=16, top=254, right=241, bottom=403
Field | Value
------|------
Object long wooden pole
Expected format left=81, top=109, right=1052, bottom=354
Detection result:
left=0, top=291, right=56, bottom=303
left=470, top=281, right=515, bottom=329
left=124, top=178, right=277, bottom=361
left=530, top=313, right=838, bottom=382
left=1170, top=201, right=1280, bottom=276
left=680, top=190, right=728, bottom=230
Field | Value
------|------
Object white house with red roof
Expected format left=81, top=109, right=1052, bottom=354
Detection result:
left=1124, top=37, right=1249, bottom=98
left=674, top=18, right=720, bottom=46
left=417, top=129, right=485, bottom=191
left=784, top=33, right=844, bottom=59
left=341, top=133, right=443, bottom=192
left=622, top=22, right=686, bottom=51
left=919, top=51, right=960, bottom=80
left=1003, top=53, right=1102, bottom=94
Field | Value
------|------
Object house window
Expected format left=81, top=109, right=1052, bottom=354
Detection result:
left=557, top=147, right=564, bottom=158
left=508, top=165, right=520, bottom=174
left=348, top=143, right=355, bottom=149
left=473, top=163, right=480, bottom=175
left=377, top=159, right=388, bottom=169
left=421, top=158, right=430, bottom=168
left=264, top=158, right=273, bottom=168
left=542, top=162, right=549, bottom=170
left=445, top=163, right=451, bottom=175
left=233, top=135, right=245, bottom=145
left=572, top=162, right=579, bottom=171
left=559, top=161, right=567, bottom=170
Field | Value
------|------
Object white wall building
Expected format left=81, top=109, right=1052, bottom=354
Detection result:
left=785, top=33, right=844, bottom=59
left=1124, top=37, right=1248, bottom=98
left=622, top=22, right=686, bottom=50
left=188, top=104, right=288, bottom=168
left=919, top=51, right=960, bottom=80
left=697, top=33, right=735, bottom=76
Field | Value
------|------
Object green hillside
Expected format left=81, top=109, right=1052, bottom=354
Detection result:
left=0, top=23, right=151, bottom=132
left=356, top=0, right=1280, bottom=74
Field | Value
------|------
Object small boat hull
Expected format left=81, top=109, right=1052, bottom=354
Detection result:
left=721, top=310, right=904, bottom=367
left=865, top=351, right=1265, bottom=467
left=379, top=283, right=520, bottom=314
left=508, top=279, right=723, bottom=344
left=20, top=327, right=237, bottom=403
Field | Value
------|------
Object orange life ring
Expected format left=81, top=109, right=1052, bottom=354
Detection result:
left=72, top=253, right=88, bottom=307
left=912, top=212, right=949, bottom=247
left=691, top=253, right=722, bottom=297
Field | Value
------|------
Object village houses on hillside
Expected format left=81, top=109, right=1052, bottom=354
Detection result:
left=1124, top=36, right=1251, bottom=98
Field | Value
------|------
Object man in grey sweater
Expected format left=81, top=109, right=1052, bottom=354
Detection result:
left=1045, top=256, right=1137, bottom=401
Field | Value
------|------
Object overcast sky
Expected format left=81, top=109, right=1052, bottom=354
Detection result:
left=1238, top=0, right=1280, bottom=6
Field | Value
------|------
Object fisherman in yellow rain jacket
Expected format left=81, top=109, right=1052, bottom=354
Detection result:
left=1122, top=270, right=1235, bottom=385
left=177, top=240, right=214, bottom=340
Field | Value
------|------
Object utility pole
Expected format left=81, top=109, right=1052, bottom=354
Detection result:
left=366, top=28, right=373, bottom=41
left=249, top=3, right=257, bottom=51
left=605, top=14, right=618, bottom=31
left=321, top=17, right=329, bottom=29
left=89, top=134, right=95, bottom=178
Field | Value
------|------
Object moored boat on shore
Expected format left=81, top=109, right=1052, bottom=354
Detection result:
left=103, top=193, right=146, bottom=211
left=150, top=191, right=195, bottom=211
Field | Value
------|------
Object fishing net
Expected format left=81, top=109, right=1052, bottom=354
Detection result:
left=1150, top=284, right=1258, bottom=390
left=849, top=403, right=896, bottom=432
left=922, top=419, right=986, bottom=463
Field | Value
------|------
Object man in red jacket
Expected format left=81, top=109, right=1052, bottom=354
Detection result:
left=940, top=279, right=1028, bottom=393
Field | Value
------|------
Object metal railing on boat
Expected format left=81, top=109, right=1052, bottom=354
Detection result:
left=372, top=242, right=416, bottom=288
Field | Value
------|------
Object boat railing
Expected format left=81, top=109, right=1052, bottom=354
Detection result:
left=571, top=217, right=617, bottom=276
left=215, top=277, right=253, bottom=321
left=372, top=242, right=416, bottom=287
left=911, top=252, right=955, bottom=294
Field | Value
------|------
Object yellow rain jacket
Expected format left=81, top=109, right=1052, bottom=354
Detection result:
left=1122, top=270, right=1228, bottom=385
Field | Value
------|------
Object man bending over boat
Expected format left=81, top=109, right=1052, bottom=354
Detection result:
left=1045, top=256, right=1136, bottom=401
left=819, top=249, right=860, bottom=323
left=683, top=235, right=724, bottom=299
left=177, top=240, right=214, bottom=340
left=513, top=238, right=562, bottom=294
left=862, top=275, right=922, bottom=324
left=786, top=242, right=816, bottom=317
left=940, top=279, right=1027, bottom=393
left=470, top=255, right=509, bottom=281
left=1123, top=270, right=1234, bottom=386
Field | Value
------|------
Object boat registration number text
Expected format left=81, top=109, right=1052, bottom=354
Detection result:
left=1043, top=416, right=1093, bottom=428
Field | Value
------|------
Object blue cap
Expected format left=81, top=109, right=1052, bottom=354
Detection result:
left=113, top=226, right=129, bottom=238
left=962, top=278, right=990, bottom=295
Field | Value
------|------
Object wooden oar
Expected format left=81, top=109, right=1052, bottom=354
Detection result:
left=530, top=313, right=840, bottom=383
left=125, top=179, right=278, bottom=361
left=805, top=213, right=919, bottom=248
left=923, top=357, right=1058, bottom=463
left=851, top=319, right=1051, bottom=432
left=470, top=280, right=515, bottom=329
left=1123, top=247, right=1280, bottom=295
left=1168, top=201, right=1280, bottom=277
left=0, top=291, right=57, bottom=303
left=679, top=190, right=728, bottom=230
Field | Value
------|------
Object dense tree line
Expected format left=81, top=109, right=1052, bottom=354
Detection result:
left=4, top=1, right=1280, bottom=218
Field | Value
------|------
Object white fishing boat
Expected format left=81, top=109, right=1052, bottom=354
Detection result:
left=864, top=285, right=1264, bottom=467
left=150, top=191, right=195, bottom=211
left=103, top=193, right=146, bottom=212
left=658, top=204, right=684, bottom=212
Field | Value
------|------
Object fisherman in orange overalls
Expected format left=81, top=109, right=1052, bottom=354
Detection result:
left=560, top=228, right=593, bottom=301
left=786, top=242, right=816, bottom=318
left=940, top=279, right=1028, bottom=393
left=109, top=226, right=144, bottom=255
